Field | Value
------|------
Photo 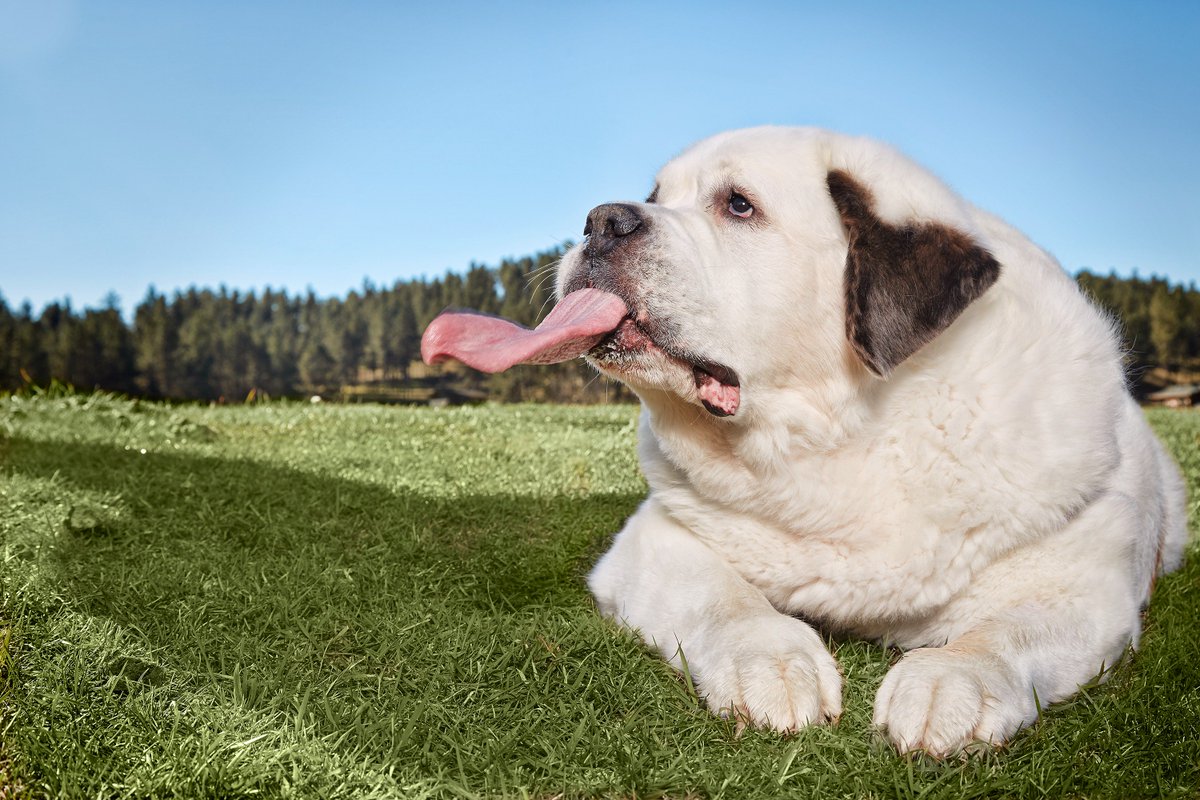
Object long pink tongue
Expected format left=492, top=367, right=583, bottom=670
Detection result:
left=421, top=288, right=628, bottom=372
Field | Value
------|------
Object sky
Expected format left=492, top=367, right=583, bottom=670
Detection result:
left=1, top=0, right=1198, bottom=316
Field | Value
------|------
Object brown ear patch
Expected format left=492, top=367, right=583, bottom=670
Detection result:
left=827, top=169, right=1001, bottom=377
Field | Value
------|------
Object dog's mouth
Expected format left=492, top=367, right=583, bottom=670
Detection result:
left=420, top=288, right=741, bottom=417
left=588, top=316, right=741, bottom=417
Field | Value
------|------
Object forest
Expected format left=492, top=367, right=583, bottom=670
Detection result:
left=1, top=245, right=1198, bottom=403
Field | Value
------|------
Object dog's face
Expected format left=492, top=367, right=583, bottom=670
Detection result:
left=557, top=127, right=1000, bottom=420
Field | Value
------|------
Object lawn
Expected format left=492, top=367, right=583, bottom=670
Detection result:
left=1, top=393, right=1197, bottom=799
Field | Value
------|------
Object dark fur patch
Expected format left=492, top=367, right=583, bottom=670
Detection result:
left=826, top=170, right=1001, bottom=376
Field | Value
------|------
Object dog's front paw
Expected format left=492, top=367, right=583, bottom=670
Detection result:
left=691, top=612, right=842, bottom=733
left=873, top=647, right=1033, bottom=757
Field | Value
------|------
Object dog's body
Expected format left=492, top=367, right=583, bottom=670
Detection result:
left=557, top=127, right=1188, bottom=755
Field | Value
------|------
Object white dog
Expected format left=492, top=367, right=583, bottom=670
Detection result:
left=550, top=127, right=1189, bottom=756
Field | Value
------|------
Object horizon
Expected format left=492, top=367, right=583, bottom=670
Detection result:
left=3, top=244, right=1198, bottom=320
left=3, top=1, right=1198, bottom=315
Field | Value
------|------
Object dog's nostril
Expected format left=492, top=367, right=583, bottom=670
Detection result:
left=583, top=217, right=593, bottom=237
left=608, top=209, right=641, bottom=237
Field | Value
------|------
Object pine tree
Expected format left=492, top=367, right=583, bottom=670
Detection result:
left=299, top=340, right=337, bottom=393
left=390, top=286, right=419, bottom=379
left=0, top=295, right=15, bottom=390
left=1150, top=283, right=1183, bottom=368
left=12, top=302, right=48, bottom=387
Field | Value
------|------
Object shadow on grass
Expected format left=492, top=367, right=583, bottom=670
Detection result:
left=4, top=436, right=696, bottom=781
left=12, top=435, right=640, bottom=613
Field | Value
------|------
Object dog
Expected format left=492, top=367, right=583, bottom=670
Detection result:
left=552, top=127, right=1188, bottom=756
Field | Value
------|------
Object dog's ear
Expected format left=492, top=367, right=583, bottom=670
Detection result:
left=826, top=169, right=1001, bottom=377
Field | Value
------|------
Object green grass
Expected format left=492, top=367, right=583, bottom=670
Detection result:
left=1, top=395, right=1197, bottom=799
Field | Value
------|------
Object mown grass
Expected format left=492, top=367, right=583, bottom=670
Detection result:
left=0, top=394, right=1197, bottom=799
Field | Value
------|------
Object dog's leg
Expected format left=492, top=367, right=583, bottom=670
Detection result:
left=873, top=490, right=1150, bottom=756
left=589, top=498, right=842, bottom=731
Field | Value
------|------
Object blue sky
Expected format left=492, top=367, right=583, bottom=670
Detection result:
left=2, top=0, right=1198, bottom=315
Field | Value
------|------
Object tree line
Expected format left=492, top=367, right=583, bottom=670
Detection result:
left=1075, top=270, right=1200, bottom=381
left=0, top=247, right=631, bottom=403
left=1, top=249, right=1197, bottom=403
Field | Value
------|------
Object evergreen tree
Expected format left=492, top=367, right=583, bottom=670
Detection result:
left=1150, top=283, right=1184, bottom=368
left=0, top=295, right=15, bottom=390
left=262, top=289, right=300, bottom=395
left=299, top=340, right=337, bottom=393
left=133, top=288, right=179, bottom=397
left=83, top=304, right=135, bottom=393
left=391, top=286, right=419, bottom=378
left=12, top=302, right=48, bottom=387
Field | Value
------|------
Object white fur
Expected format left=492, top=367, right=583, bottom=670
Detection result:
left=560, top=127, right=1189, bottom=755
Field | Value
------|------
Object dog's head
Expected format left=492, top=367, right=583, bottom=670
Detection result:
left=557, top=127, right=1000, bottom=425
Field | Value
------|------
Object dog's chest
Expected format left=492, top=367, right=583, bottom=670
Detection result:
left=647, top=431, right=1004, bottom=636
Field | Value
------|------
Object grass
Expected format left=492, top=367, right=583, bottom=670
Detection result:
left=0, top=394, right=1197, bottom=799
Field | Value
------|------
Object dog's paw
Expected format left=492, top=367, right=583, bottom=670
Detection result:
left=691, top=612, right=842, bottom=733
left=873, top=647, right=1033, bottom=757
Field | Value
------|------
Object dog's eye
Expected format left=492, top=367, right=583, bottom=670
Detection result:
left=728, top=193, right=754, bottom=218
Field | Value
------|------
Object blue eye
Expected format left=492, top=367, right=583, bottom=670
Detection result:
left=728, top=193, right=753, bottom=218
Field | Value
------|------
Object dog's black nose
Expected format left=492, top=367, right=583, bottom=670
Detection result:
left=584, top=203, right=644, bottom=254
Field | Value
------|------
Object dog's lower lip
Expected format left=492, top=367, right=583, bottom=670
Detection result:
left=693, top=360, right=740, bottom=388
left=692, top=362, right=741, bottom=417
